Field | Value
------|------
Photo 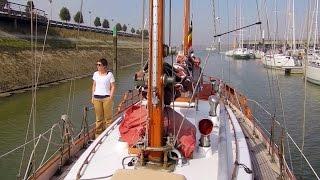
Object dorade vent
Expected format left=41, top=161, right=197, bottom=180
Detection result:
left=198, top=119, right=214, bottom=147
left=208, top=95, right=219, bottom=116
left=199, top=119, right=213, bottom=136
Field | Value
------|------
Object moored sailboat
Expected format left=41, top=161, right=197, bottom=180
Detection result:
left=306, top=0, right=320, bottom=85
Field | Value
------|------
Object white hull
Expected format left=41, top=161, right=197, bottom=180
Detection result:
left=254, top=50, right=264, bottom=59
left=306, top=63, right=320, bottom=85
left=262, top=54, right=301, bottom=68
left=228, top=48, right=251, bottom=59
left=225, top=50, right=234, bottom=56
left=206, top=47, right=216, bottom=51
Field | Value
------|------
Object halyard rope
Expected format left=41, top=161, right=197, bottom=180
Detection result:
left=39, top=123, right=58, bottom=167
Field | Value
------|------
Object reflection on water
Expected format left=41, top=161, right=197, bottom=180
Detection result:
left=0, top=52, right=319, bottom=179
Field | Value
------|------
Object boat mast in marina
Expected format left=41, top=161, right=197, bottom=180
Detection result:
left=183, top=0, right=191, bottom=55
left=147, top=0, right=164, bottom=161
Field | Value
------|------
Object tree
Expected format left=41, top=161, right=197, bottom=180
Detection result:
left=143, top=30, right=149, bottom=37
left=25, top=1, right=34, bottom=14
left=122, top=24, right=127, bottom=32
left=131, top=28, right=135, bottom=34
left=136, top=30, right=140, bottom=35
left=115, top=23, right=122, bottom=31
left=74, top=11, right=84, bottom=24
left=0, top=0, right=8, bottom=9
left=94, top=17, right=101, bottom=27
left=59, top=7, right=71, bottom=22
left=102, top=19, right=109, bottom=29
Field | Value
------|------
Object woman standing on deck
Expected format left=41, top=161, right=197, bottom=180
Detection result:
left=91, top=58, right=115, bottom=138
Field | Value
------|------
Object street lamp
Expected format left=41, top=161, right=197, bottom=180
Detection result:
left=89, top=10, right=92, bottom=27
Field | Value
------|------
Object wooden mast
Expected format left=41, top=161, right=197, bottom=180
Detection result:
left=183, top=0, right=190, bottom=55
left=148, top=0, right=164, bottom=160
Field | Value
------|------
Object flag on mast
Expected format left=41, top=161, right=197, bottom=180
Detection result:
left=187, top=21, right=193, bottom=50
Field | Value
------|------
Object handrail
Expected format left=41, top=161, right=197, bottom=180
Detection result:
left=228, top=88, right=319, bottom=179
left=247, top=98, right=281, bottom=126
left=76, top=89, right=141, bottom=179
left=0, top=2, right=47, bottom=17
left=287, top=133, right=320, bottom=179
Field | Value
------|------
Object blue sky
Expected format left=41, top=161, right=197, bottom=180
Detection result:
left=11, top=0, right=311, bottom=46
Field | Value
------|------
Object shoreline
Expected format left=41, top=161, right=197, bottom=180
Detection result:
left=0, top=63, right=141, bottom=98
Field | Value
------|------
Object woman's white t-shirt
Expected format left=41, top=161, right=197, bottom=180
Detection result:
left=92, top=71, right=115, bottom=96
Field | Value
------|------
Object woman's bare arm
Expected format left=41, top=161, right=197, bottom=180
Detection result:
left=110, top=82, right=115, bottom=99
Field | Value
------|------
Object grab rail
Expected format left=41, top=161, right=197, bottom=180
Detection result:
left=225, top=85, right=319, bottom=179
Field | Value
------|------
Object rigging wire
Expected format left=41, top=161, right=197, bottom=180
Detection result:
left=174, top=53, right=211, bottom=145
left=39, top=124, right=58, bottom=167
left=226, top=0, right=230, bottom=83
left=23, top=134, right=42, bottom=180
left=66, top=0, right=83, bottom=120
left=18, top=1, right=54, bottom=177
left=141, top=0, right=145, bottom=69
left=168, top=0, right=176, bottom=137
left=258, top=0, right=296, bottom=172
left=32, top=8, right=39, bottom=174
left=261, top=0, right=277, bottom=117
left=273, top=0, right=295, bottom=172
left=301, top=0, right=312, bottom=173
left=275, top=0, right=294, bottom=172
left=18, top=1, right=35, bottom=177
left=255, top=0, right=263, bottom=43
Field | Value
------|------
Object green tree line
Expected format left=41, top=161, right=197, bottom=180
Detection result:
left=58, top=7, right=144, bottom=34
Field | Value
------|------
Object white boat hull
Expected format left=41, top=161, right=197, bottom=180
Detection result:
left=307, top=65, right=320, bottom=85
left=225, top=50, right=234, bottom=57
left=262, top=54, right=301, bottom=68
left=254, top=51, right=264, bottom=59
left=232, top=48, right=251, bottom=59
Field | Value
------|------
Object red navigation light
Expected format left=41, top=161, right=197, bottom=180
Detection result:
left=198, top=119, right=213, bottom=136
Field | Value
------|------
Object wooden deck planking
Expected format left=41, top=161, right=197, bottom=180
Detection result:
left=236, top=114, right=281, bottom=180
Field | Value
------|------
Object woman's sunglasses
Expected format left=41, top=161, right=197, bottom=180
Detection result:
left=96, top=63, right=103, bottom=66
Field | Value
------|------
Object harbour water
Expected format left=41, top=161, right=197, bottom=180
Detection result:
left=0, top=52, right=319, bottom=179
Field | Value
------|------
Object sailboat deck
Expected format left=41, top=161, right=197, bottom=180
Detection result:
left=64, top=100, right=222, bottom=180
left=64, top=99, right=254, bottom=180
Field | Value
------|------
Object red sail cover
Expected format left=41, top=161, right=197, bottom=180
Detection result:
left=164, top=107, right=196, bottom=158
left=119, top=105, right=148, bottom=146
left=119, top=105, right=196, bottom=158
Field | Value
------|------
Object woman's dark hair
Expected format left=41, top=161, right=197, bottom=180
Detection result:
left=98, top=58, right=108, bottom=67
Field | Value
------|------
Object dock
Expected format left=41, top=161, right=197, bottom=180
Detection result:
left=281, top=66, right=303, bottom=75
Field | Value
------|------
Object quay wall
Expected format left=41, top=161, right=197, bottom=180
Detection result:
left=0, top=47, right=144, bottom=93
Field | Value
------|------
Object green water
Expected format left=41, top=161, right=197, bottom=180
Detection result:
left=0, top=52, right=320, bottom=179
left=0, top=66, right=139, bottom=179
